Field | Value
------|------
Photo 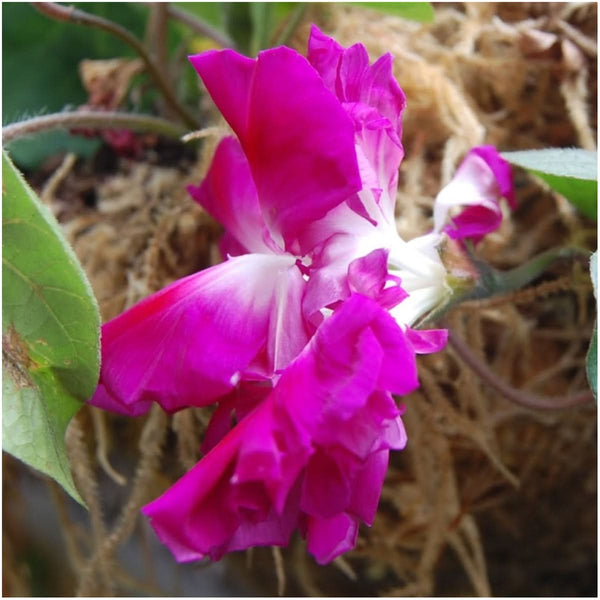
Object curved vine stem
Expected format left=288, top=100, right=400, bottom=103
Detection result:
left=166, top=4, right=233, bottom=48
left=32, top=2, right=199, bottom=129
left=274, top=3, right=308, bottom=47
left=447, top=328, right=594, bottom=411
left=2, top=111, right=186, bottom=144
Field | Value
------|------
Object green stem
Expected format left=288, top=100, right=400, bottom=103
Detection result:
left=419, top=246, right=590, bottom=328
left=166, top=4, right=233, bottom=48
left=475, top=246, right=591, bottom=298
left=274, top=3, right=308, bottom=47
left=32, top=2, right=199, bottom=129
left=2, top=111, right=186, bottom=144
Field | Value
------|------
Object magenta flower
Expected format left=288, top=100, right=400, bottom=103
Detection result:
left=142, top=294, right=415, bottom=564
left=90, top=31, right=364, bottom=416
left=87, top=25, right=516, bottom=565
left=434, top=145, right=516, bottom=243
left=88, top=25, right=514, bottom=418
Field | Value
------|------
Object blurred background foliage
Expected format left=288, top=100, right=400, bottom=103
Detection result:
left=2, top=2, right=299, bottom=169
left=3, top=3, right=146, bottom=168
left=3, top=2, right=433, bottom=170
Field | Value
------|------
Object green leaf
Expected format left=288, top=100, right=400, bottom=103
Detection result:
left=349, top=2, right=435, bottom=22
left=2, top=150, right=101, bottom=504
left=587, top=251, right=598, bottom=399
left=501, top=148, right=598, bottom=220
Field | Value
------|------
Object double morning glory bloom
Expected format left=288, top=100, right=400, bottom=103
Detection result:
left=90, top=27, right=514, bottom=563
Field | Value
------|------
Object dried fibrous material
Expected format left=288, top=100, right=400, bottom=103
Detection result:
left=3, top=2, right=596, bottom=597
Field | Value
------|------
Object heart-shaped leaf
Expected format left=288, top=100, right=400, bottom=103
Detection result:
left=501, top=148, right=597, bottom=220
left=2, top=150, right=100, bottom=504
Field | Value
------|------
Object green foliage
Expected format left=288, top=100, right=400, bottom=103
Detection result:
left=502, top=148, right=598, bottom=220
left=174, top=1, right=227, bottom=31
left=349, top=2, right=435, bottom=22
left=2, top=150, right=101, bottom=504
left=222, top=2, right=298, bottom=55
left=587, top=252, right=597, bottom=399
left=2, top=2, right=147, bottom=169
left=250, top=3, right=274, bottom=55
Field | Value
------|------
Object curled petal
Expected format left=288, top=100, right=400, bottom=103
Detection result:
left=305, top=513, right=358, bottom=565
left=301, top=449, right=351, bottom=519
left=405, top=327, right=448, bottom=354
left=187, top=136, right=274, bottom=255
left=308, top=25, right=405, bottom=136
left=190, top=46, right=361, bottom=251
left=471, top=145, right=516, bottom=209
left=142, top=419, right=242, bottom=561
left=308, top=26, right=406, bottom=223
left=143, top=404, right=302, bottom=561
left=292, top=294, right=418, bottom=430
left=348, top=449, right=390, bottom=524
left=201, top=381, right=271, bottom=454
left=433, top=146, right=515, bottom=242
left=90, top=254, right=303, bottom=416
left=143, top=294, right=415, bottom=563
left=348, top=248, right=408, bottom=310
left=188, top=49, right=254, bottom=139
left=345, top=102, right=403, bottom=223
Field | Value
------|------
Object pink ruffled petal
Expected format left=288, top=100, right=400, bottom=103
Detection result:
left=202, top=381, right=272, bottom=454
left=344, top=102, right=404, bottom=223
left=142, top=420, right=242, bottom=561
left=302, top=231, right=361, bottom=321
left=317, top=391, right=400, bottom=460
left=267, top=259, right=314, bottom=373
left=471, top=145, right=516, bottom=209
left=348, top=248, right=408, bottom=310
left=368, top=312, right=418, bottom=395
left=301, top=449, right=351, bottom=519
left=187, top=136, right=274, bottom=255
left=305, top=512, right=358, bottom=565
left=143, top=388, right=307, bottom=560
left=143, top=294, right=416, bottom=564
left=433, top=146, right=515, bottom=242
left=223, top=489, right=301, bottom=555
left=348, top=449, right=390, bottom=525
left=308, top=26, right=406, bottom=222
left=308, top=25, right=405, bottom=133
left=190, top=46, right=361, bottom=251
left=90, top=254, right=301, bottom=416
left=405, top=327, right=449, bottom=354
left=300, top=206, right=394, bottom=320
left=188, top=49, right=254, bottom=139
left=290, top=295, right=412, bottom=429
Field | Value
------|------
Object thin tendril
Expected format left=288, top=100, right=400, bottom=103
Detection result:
left=3, top=111, right=186, bottom=144
left=447, top=328, right=594, bottom=411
